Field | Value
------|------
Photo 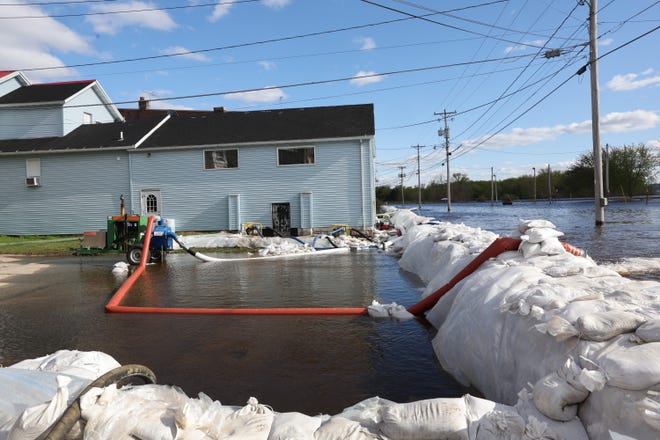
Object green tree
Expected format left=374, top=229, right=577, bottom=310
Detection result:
left=607, top=144, right=659, bottom=197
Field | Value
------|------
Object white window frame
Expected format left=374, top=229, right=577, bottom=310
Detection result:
left=277, top=146, right=315, bottom=166
left=204, top=148, right=239, bottom=170
left=83, top=112, right=93, bottom=124
left=26, top=158, right=41, bottom=178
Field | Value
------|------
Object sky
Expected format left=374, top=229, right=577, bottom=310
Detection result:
left=1, top=0, right=659, bottom=187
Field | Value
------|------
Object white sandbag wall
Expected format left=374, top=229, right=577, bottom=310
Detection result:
left=386, top=208, right=660, bottom=440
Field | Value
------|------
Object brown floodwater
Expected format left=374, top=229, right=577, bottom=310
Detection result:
left=0, top=251, right=473, bottom=415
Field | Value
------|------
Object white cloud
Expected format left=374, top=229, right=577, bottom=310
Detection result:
left=160, top=46, right=210, bottom=62
left=503, top=40, right=545, bottom=54
left=87, top=1, right=177, bottom=34
left=606, top=69, right=660, bottom=91
left=350, top=70, right=385, bottom=86
left=0, top=1, right=95, bottom=81
left=463, top=110, right=660, bottom=148
left=225, top=87, right=287, bottom=104
left=209, top=0, right=235, bottom=22
left=598, top=38, right=614, bottom=47
left=262, top=0, right=291, bottom=8
left=356, top=37, right=376, bottom=50
left=258, top=60, right=276, bottom=70
left=646, top=139, right=660, bottom=150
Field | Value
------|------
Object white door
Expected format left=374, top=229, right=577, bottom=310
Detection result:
left=140, top=189, right=162, bottom=216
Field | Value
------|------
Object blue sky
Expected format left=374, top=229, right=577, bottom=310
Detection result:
left=2, top=0, right=658, bottom=186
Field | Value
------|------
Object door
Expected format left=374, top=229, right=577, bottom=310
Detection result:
left=272, top=203, right=291, bottom=236
left=140, top=189, right=162, bottom=216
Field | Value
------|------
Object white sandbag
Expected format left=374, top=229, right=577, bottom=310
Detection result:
left=268, top=412, right=326, bottom=440
left=598, top=342, right=660, bottom=390
left=367, top=301, right=413, bottom=320
left=532, top=358, right=589, bottom=422
left=635, top=319, right=660, bottom=342
left=515, top=390, right=590, bottom=440
left=337, top=396, right=394, bottom=431
left=464, top=395, right=526, bottom=440
left=215, top=397, right=274, bottom=440
left=10, top=350, right=121, bottom=380
left=539, top=237, right=566, bottom=256
left=8, top=375, right=71, bottom=440
left=576, top=311, right=647, bottom=342
left=174, top=392, right=234, bottom=439
left=314, top=416, right=379, bottom=440
left=520, top=228, right=564, bottom=243
left=518, top=219, right=556, bottom=233
left=378, top=398, right=468, bottom=440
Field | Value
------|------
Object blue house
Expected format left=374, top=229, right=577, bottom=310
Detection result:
left=0, top=72, right=377, bottom=236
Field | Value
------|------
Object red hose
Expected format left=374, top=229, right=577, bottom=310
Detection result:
left=406, top=237, right=522, bottom=316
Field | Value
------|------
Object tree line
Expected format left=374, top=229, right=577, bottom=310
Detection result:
left=376, top=143, right=659, bottom=204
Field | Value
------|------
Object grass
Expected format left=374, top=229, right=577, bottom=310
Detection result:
left=0, top=235, right=82, bottom=256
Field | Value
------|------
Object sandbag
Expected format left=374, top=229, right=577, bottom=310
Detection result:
left=520, top=228, right=564, bottom=244
left=10, top=350, right=120, bottom=380
left=598, top=342, right=660, bottom=390
left=518, top=219, right=556, bottom=232
left=636, top=319, right=660, bottom=342
left=215, top=397, right=274, bottom=440
left=378, top=398, right=468, bottom=440
left=268, top=412, right=326, bottom=440
left=8, top=375, right=71, bottom=440
left=337, top=397, right=394, bottom=431
left=314, top=416, right=379, bottom=440
left=576, top=311, right=646, bottom=342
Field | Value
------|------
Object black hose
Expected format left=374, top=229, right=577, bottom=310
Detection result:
left=38, top=364, right=157, bottom=440
left=350, top=228, right=375, bottom=243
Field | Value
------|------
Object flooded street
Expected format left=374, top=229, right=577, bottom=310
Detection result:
left=0, top=251, right=470, bottom=414
left=1, top=199, right=657, bottom=414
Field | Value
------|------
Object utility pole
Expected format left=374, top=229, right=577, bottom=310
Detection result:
left=533, top=167, right=537, bottom=202
left=587, top=0, right=606, bottom=225
left=412, top=144, right=423, bottom=210
left=398, top=166, right=406, bottom=205
left=490, top=167, right=494, bottom=206
left=605, top=143, right=610, bottom=196
left=547, top=164, right=552, bottom=203
left=435, top=110, right=456, bottom=212
left=494, top=174, right=498, bottom=202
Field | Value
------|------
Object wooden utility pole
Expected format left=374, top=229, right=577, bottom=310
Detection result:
left=398, top=166, right=406, bottom=205
left=435, top=110, right=456, bottom=212
left=533, top=167, right=537, bottom=202
left=412, top=145, right=423, bottom=210
left=588, top=0, right=606, bottom=224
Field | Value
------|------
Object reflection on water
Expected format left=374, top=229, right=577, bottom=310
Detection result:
left=0, top=252, right=469, bottom=414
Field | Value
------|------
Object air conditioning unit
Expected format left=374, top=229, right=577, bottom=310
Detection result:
left=26, top=176, right=41, bottom=187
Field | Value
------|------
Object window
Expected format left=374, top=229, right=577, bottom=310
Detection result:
left=278, top=146, right=315, bottom=166
left=25, top=158, right=41, bottom=187
left=83, top=112, right=93, bottom=124
left=146, top=194, right=158, bottom=213
left=204, top=149, right=238, bottom=169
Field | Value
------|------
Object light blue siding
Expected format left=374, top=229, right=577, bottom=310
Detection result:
left=0, top=76, right=23, bottom=98
left=0, top=152, right=130, bottom=235
left=0, top=107, right=64, bottom=139
left=63, top=88, right=117, bottom=135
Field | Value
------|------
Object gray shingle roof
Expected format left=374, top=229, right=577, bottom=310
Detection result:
left=0, top=81, right=94, bottom=105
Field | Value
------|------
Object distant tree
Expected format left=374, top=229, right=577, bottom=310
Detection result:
left=607, top=143, right=659, bottom=197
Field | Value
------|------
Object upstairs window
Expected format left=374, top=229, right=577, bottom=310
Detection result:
left=83, top=112, right=93, bottom=124
left=25, top=158, right=41, bottom=187
left=278, top=146, right=315, bottom=166
left=204, top=149, right=239, bottom=169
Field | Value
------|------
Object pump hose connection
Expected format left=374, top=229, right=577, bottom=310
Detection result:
left=37, top=364, right=157, bottom=440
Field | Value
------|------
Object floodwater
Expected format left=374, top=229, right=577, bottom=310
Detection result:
left=1, top=198, right=658, bottom=414
left=0, top=250, right=471, bottom=414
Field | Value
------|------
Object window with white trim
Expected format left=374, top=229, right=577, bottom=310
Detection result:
left=25, top=158, right=41, bottom=187
left=277, top=146, right=315, bottom=166
left=204, top=149, right=239, bottom=169
left=83, top=112, right=93, bottom=124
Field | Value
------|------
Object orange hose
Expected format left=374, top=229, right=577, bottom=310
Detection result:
left=106, top=216, right=367, bottom=315
left=406, top=237, right=522, bottom=316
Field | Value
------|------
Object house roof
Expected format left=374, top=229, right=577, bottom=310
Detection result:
left=140, top=104, right=375, bottom=148
left=0, top=80, right=95, bottom=105
left=0, top=104, right=375, bottom=154
left=0, top=117, right=165, bottom=154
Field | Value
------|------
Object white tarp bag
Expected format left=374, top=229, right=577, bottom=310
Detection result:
left=267, top=412, right=326, bottom=440
left=314, top=416, right=380, bottom=440
left=378, top=398, right=468, bottom=440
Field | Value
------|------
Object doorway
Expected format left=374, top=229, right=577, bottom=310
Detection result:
left=272, top=203, right=290, bottom=236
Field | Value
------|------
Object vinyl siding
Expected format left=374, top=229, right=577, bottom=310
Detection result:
left=128, top=138, right=375, bottom=231
left=63, top=88, right=117, bottom=135
left=0, top=152, right=130, bottom=235
left=0, top=107, right=63, bottom=140
left=0, top=77, right=23, bottom=98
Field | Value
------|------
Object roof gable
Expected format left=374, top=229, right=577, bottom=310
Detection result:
left=0, top=80, right=95, bottom=105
